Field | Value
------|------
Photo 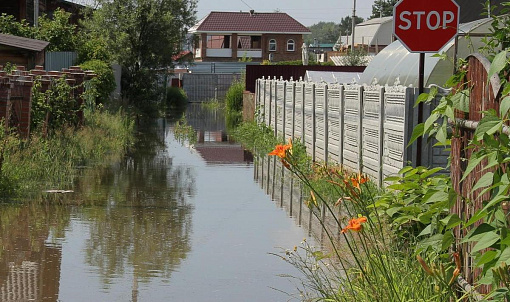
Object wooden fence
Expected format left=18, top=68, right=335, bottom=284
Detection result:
left=450, top=53, right=503, bottom=290
left=255, top=77, right=449, bottom=186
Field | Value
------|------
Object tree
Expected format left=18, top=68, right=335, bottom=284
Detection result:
left=338, top=15, right=364, bottom=36
left=0, top=9, right=76, bottom=51
left=306, top=22, right=341, bottom=45
left=370, top=0, right=398, bottom=19
left=81, top=0, right=197, bottom=106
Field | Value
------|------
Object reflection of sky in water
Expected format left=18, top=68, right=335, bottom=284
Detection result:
left=53, top=117, right=313, bottom=302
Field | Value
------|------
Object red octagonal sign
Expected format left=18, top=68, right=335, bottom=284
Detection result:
left=393, top=0, right=460, bottom=53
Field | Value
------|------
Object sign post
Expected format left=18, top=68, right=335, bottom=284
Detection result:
left=393, top=0, right=459, bottom=164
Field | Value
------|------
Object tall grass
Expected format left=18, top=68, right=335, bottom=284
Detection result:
left=235, top=121, right=466, bottom=301
left=0, top=108, right=134, bottom=200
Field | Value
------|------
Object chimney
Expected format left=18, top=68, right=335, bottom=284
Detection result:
left=249, top=9, right=254, bottom=16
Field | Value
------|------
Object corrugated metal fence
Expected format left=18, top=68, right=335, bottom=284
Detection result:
left=183, top=73, right=242, bottom=102
left=45, top=52, right=77, bottom=71
left=256, top=77, right=449, bottom=186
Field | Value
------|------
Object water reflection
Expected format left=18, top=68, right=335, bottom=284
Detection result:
left=0, top=203, right=70, bottom=301
left=0, top=104, right=312, bottom=301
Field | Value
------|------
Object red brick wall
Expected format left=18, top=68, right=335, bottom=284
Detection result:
left=262, top=34, right=304, bottom=62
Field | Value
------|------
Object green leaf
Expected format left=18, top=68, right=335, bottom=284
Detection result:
left=422, top=190, right=449, bottom=204
left=407, top=123, right=424, bottom=147
left=451, top=89, right=470, bottom=112
left=465, top=209, right=488, bottom=228
left=499, top=247, right=510, bottom=265
left=442, top=231, right=454, bottom=250
left=474, top=115, right=502, bottom=139
left=386, top=206, right=402, bottom=217
left=418, top=224, right=432, bottom=237
left=415, top=93, right=429, bottom=107
left=440, top=214, right=462, bottom=230
left=500, top=95, right=510, bottom=118
left=471, top=172, right=494, bottom=193
left=424, top=112, right=440, bottom=133
left=476, top=250, right=499, bottom=266
left=461, top=154, right=487, bottom=182
left=435, top=123, right=448, bottom=145
left=471, top=231, right=499, bottom=253
left=488, top=50, right=508, bottom=79
left=419, top=167, right=443, bottom=179
left=462, top=223, right=495, bottom=242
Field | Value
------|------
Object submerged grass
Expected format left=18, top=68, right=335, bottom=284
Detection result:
left=0, top=108, right=135, bottom=200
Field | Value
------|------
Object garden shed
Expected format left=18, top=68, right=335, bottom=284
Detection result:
left=0, top=33, right=49, bottom=69
left=359, top=18, right=493, bottom=87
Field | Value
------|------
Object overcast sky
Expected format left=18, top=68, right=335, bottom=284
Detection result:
left=196, top=0, right=377, bottom=26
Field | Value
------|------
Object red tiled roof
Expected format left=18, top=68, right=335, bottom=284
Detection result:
left=189, top=11, right=311, bottom=34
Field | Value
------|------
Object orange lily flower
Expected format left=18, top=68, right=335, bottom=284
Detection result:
left=341, top=216, right=368, bottom=233
left=268, top=144, right=291, bottom=159
left=350, top=173, right=369, bottom=191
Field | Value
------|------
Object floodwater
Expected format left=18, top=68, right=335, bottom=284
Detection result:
left=0, top=104, right=314, bottom=302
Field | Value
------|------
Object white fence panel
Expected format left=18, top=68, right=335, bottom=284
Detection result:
left=304, top=83, right=315, bottom=161
left=343, top=83, right=363, bottom=172
left=362, top=84, right=384, bottom=185
left=315, top=83, right=327, bottom=162
left=327, top=84, right=343, bottom=164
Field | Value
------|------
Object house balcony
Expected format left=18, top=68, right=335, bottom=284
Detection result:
left=206, top=48, right=232, bottom=57
left=237, top=49, right=262, bottom=58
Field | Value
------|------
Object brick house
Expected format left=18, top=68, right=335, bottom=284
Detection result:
left=1, top=0, right=85, bottom=25
left=189, top=11, right=311, bottom=63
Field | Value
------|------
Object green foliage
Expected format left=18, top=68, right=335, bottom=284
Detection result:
left=225, top=78, right=245, bottom=113
left=231, top=121, right=278, bottom=157
left=165, top=86, right=188, bottom=109
left=338, top=15, right=364, bottom=36
left=81, top=0, right=197, bottom=102
left=338, top=49, right=370, bottom=66
left=36, top=9, right=77, bottom=51
left=0, top=10, right=76, bottom=52
left=31, top=76, right=81, bottom=134
left=306, top=21, right=341, bottom=44
left=370, top=0, right=399, bottom=19
left=0, top=108, right=134, bottom=200
left=80, top=59, right=116, bottom=103
left=173, top=115, right=196, bottom=145
left=0, top=13, right=33, bottom=37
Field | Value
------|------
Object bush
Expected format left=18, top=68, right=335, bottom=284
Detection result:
left=80, top=59, right=116, bottom=104
left=166, top=86, right=188, bottom=109
left=225, top=78, right=245, bottom=113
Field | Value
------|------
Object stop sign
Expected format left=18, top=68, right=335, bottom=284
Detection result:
left=393, top=0, right=460, bottom=52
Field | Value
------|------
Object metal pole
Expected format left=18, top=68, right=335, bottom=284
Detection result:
left=351, top=0, right=356, bottom=52
left=417, top=52, right=425, bottom=166
left=34, top=0, right=39, bottom=27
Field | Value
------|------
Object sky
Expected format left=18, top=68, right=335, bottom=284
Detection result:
left=69, top=0, right=377, bottom=27
left=195, top=0, right=377, bottom=26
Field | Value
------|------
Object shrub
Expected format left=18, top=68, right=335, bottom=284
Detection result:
left=225, top=78, right=245, bottom=113
left=80, top=59, right=116, bottom=104
left=166, top=86, right=188, bottom=109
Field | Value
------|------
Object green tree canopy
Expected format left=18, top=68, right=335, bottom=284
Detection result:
left=370, top=0, right=398, bottom=19
left=339, top=15, right=364, bottom=36
left=306, top=22, right=341, bottom=44
left=0, top=9, right=76, bottom=51
left=81, top=0, right=197, bottom=104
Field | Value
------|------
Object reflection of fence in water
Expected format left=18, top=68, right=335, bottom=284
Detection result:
left=254, top=155, right=345, bottom=243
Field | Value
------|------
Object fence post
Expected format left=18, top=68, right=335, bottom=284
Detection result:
left=324, top=84, right=329, bottom=164
left=301, top=82, right=305, bottom=144
left=291, top=81, right=296, bottom=139
left=377, top=85, right=384, bottom=187
left=358, top=85, right=364, bottom=173
left=283, top=81, right=286, bottom=140
left=339, top=85, right=345, bottom=166
left=312, top=83, right=316, bottom=162
left=273, top=77, right=278, bottom=137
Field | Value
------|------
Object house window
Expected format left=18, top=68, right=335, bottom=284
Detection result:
left=287, top=39, right=295, bottom=51
left=207, top=35, right=231, bottom=49
left=269, top=39, right=276, bottom=51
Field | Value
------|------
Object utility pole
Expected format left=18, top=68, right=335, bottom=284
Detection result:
left=351, top=0, right=356, bottom=52
left=34, top=0, right=39, bottom=27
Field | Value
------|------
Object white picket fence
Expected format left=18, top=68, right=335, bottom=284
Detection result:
left=255, top=77, right=449, bottom=186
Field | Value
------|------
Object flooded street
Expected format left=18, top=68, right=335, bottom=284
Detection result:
left=0, top=105, right=313, bottom=301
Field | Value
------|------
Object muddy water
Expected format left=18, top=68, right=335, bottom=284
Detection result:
left=0, top=105, right=312, bottom=301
